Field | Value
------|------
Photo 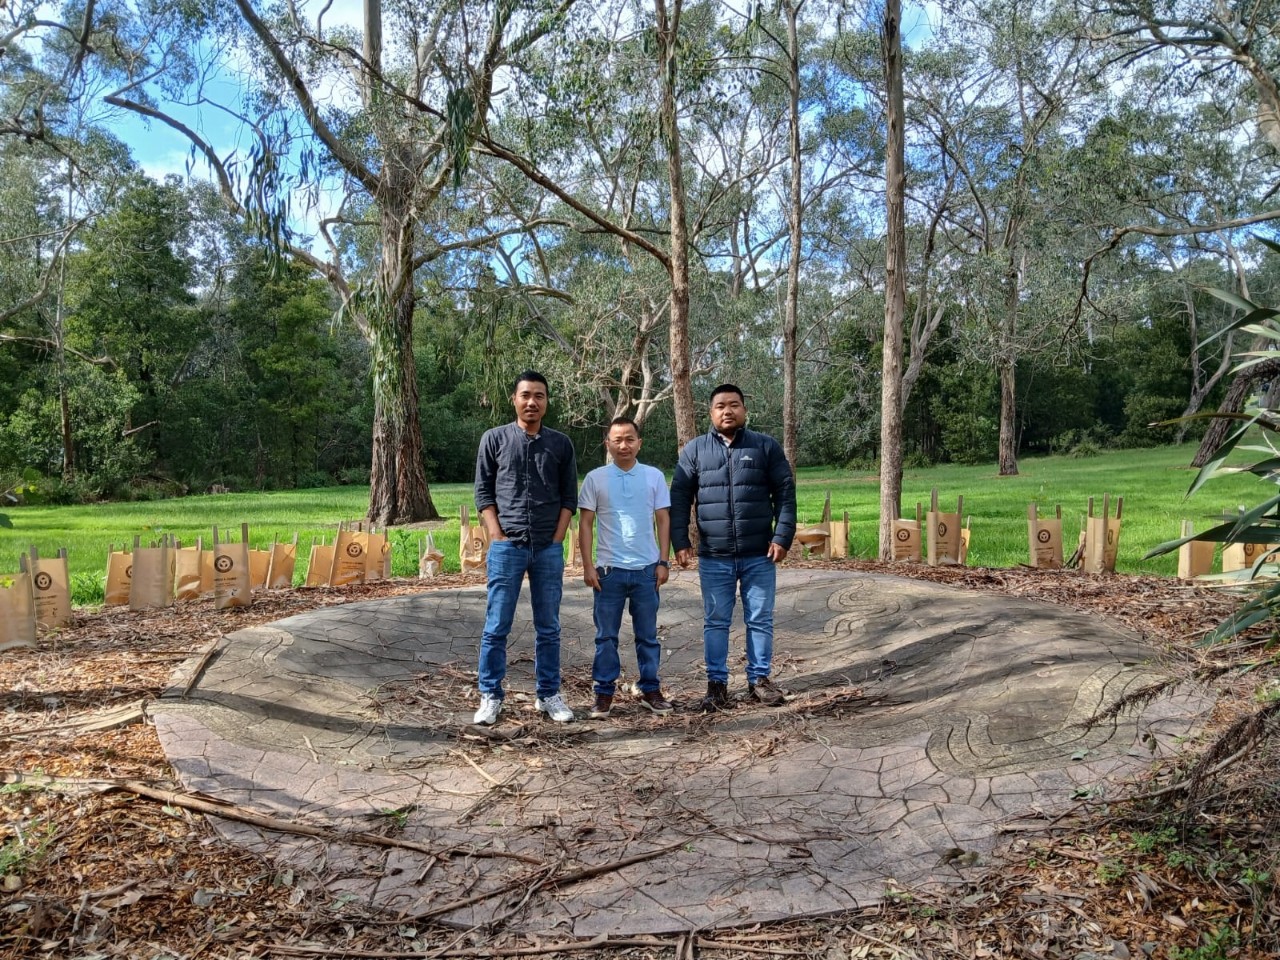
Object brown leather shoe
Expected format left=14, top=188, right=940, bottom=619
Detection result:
left=748, top=676, right=787, bottom=706
left=639, top=689, right=674, bottom=715
left=590, top=694, right=613, bottom=719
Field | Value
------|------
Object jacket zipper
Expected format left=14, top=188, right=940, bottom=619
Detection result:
left=724, top=434, right=738, bottom=554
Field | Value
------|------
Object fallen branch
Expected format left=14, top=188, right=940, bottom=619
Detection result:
left=264, top=935, right=674, bottom=958
left=414, top=837, right=693, bottom=921
left=0, top=698, right=149, bottom=739
left=0, top=771, right=541, bottom=864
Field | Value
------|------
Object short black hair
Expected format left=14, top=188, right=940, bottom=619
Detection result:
left=608, top=416, right=640, bottom=436
left=709, top=383, right=745, bottom=404
left=512, top=370, right=549, bottom=395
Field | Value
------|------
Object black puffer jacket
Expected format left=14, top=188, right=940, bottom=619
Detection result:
left=670, top=427, right=797, bottom=558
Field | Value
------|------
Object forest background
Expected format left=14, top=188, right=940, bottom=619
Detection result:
left=2, top=0, right=1278, bottom=527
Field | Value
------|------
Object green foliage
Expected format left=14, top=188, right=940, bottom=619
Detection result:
left=0, top=819, right=57, bottom=878
left=1145, top=252, right=1280, bottom=645
left=1095, top=857, right=1128, bottom=884
left=930, top=366, right=999, bottom=465
left=1168, top=925, right=1239, bottom=960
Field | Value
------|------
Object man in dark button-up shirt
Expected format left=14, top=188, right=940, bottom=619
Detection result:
left=472, top=370, right=578, bottom=726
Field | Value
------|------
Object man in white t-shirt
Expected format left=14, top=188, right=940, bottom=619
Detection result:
left=578, top=418, right=673, bottom=718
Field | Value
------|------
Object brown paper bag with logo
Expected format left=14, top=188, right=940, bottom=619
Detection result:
left=365, top=528, right=389, bottom=582
left=130, top=534, right=176, bottom=610
left=213, top=524, right=252, bottom=609
left=20, top=547, right=72, bottom=630
left=1028, top=504, right=1064, bottom=570
left=305, top=539, right=334, bottom=587
left=892, top=503, right=923, bottom=562
left=104, top=544, right=132, bottom=606
left=174, top=538, right=207, bottom=601
left=267, top=535, right=298, bottom=589
left=0, top=572, right=37, bottom=652
left=419, top=532, right=445, bottom=578
left=1177, top=520, right=1215, bottom=579
left=249, top=547, right=271, bottom=591
left=1082, top=495, right=1122, bottom=574
left=328, top=525, right=367, bottom=587
left=1222, top=540, right=1269, bottom=573
left=460, top=505, right=489, bottom=573
left=926, top=490, right=963, bottom=566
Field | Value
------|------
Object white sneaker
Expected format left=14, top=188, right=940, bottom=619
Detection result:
left=473, top=694, right=502, bottom=726
left=534, top=692, right=575, bottom=723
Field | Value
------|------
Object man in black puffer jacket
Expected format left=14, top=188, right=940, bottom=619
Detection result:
left=670, top=383, right=797, bottom=712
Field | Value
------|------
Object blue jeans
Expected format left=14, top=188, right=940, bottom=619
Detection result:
left=477, top=540, right=565, bottom=699
left=592, top=563, right=661, bottom=696
left=698, top=553, right=777, bottom=684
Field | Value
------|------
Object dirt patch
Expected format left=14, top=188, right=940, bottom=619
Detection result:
left=2, top=564, right=1277, bottom=958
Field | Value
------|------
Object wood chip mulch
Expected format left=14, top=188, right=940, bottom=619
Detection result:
left=3, top=564, right=1279, bottom=959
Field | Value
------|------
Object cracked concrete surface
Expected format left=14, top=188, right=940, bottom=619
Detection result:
left=153, top=569, right=1208, bottom=934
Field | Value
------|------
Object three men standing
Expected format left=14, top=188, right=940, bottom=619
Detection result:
left=670, top=384, right=797, bottom=712
left=471, top=376, right=796, bottom=723
left=472, top=371, right=578, bottom=725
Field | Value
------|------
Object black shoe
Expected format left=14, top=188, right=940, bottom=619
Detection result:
left=698, top=681, right=734, bottom=713
left=590, top=694, right=613, bottom=719
left=748, top=676, right=787, bottom=706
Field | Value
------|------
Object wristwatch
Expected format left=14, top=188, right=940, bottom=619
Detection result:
left=656, top=560, right=670, bottom=567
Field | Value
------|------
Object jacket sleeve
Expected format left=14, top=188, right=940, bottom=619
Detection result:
left=768, top=439, right=797, bottom=549
left=474, top=430, right=497, bottom=512
left=669, top=443, right=697, bottom=552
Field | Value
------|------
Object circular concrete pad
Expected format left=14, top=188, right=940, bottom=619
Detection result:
left=153, top=570, right=1208, bottom=934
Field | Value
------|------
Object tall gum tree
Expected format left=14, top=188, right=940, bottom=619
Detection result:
left=100, top=0, right=574, bottom=522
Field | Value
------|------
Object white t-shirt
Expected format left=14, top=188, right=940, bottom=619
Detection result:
left=578, top=462, right=670, bottom=569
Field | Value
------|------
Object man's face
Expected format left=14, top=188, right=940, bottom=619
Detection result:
left=512, top=380, right=548, bottom=431
left=709, top=391, right=747, bottom=435
left=606, top=423, right=642, bottom=467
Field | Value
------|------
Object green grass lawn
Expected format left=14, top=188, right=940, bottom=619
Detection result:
left=0, top=443, right=1269, bottom=603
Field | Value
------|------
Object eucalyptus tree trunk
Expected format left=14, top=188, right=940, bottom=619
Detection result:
left=656, top=0, right=697, bottom=450
left=998, top=256, right=1020, bottom=476
left=781, top=0, right=804, bottom=471
left=997, top=360, right=1018, bottom=476
left=367, top=185, right=438, bottom=525
left=878, top=0, right=906, bottom=559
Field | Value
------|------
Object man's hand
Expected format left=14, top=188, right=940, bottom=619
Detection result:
left=767, top=543, right=789, bottom=564
left=675, top=548, right=693, bottom=568
left=656, top=564, right=670, bottom=589
left=584, top=565, right=601, bottom=591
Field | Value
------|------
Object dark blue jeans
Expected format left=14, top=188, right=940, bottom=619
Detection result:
left=698, top=553, right=776, bottom=684
left=477, top=540, right=564, bottom=699
left=592, top=563, right=661, bottom=696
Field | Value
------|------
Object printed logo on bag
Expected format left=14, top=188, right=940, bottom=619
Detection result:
left=34, top=572, right=53, bottom=591
left=346, top=543, right=364, bottom=558
left=381, top=543, right=391, bottom=555
left=1038, top=529, right=1052, bottom=543
left=937, top=522, right=949, bottom=537
left=125, top=565, right=133, bottom=578
left=214, top=555, right=235, bottom=573
left=1106, top=530, right=1115, bottom=545
left=895, top=528, right=910, bottom=542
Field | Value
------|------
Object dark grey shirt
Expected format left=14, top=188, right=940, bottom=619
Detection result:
left=474, top=421, right=578, bottom=548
